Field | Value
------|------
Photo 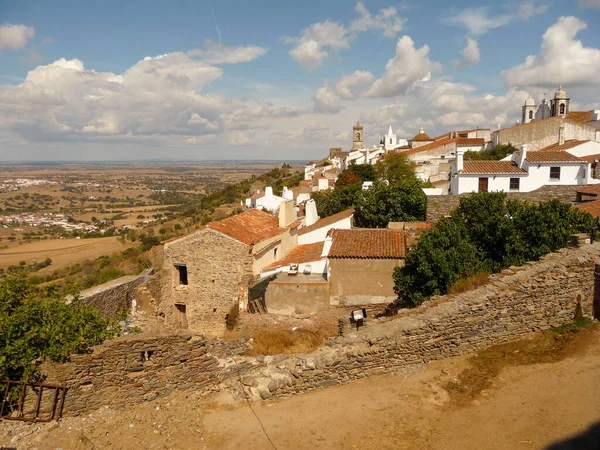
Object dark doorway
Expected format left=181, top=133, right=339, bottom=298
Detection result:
left=478, top=177, right=489, bottom=192
left=175, top=303, right=188, bottom=329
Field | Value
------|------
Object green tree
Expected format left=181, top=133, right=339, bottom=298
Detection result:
left=348, top=163, right=375, bottom=182
left=374, top=152, right=417, bottom=185
left=354, top=180, right=426, bottom=228
left=312, top=185, right=360, bottom=218
left=393, top=216, right=482, bottom=307
left=463, top=144, right=518, bottom=161
left=0, top=277, right=119, bottom=383
left=335, top=170, right=361, bottom=190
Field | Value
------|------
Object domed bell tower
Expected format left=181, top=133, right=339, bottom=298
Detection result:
left=352, top=121, right=364, bottom=150
left=522, top=94, right=536, bottom=124
left=550, top=86, right=570, bottom=118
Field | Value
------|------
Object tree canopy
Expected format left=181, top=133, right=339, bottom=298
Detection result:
left=0, top=277, right=120, bottom=383
left=463, top=144, right=518, bottom=161
left=393, top=192, right=596, bottom=307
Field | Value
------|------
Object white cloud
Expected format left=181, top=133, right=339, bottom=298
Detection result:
left=286, top=2, right=406, bottom=70
left=312, top=86, right=342, bottom=114
left=0, top=50, right=301, bottom=145
left=286, top=20, right=350, bottom=71
left=335, top=70, right=375, bottom=98
left=516, top=0, right=549, bottom=21
left=577, top=0, right=600, bottom=9
left=0, top=24, right=35, bottom=50
left=441, top=7, right=511, bottom=35
left=502, top=16, right=600, bottom=87
left=367, top=36, right=442, bottom=97
left=187, top=41, right=268, bottom=64
left=453, top=38, right=481, bottom=68
left=349, top=2, right=406, bottom=38
left=229, top=130, right=252, bottom=145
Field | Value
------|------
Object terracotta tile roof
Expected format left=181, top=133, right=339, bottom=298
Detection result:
left=462, top=161, right=527, bottom=174
left=328, top=229, right=407, bottom=259
left=298, top=208, right=354, bottom=236
left=525, top=151, right=583, bottom=163
left=574, top=199, right=600, bottom=218
left=579, top=154, right=600, bottom=164
left=567, top=110, right=595, bottom=124
left=538, top=139, right=590, bottom=152
left=262, top=241, right=325, bottom=270
left=208, top=209, right=284, bottom=245
left=402, top=137, right=485, bottom=156
left=576, top=184, right=600, bottom=196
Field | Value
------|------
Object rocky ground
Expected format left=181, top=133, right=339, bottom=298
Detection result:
left=2, top=325, right=600, bottom=450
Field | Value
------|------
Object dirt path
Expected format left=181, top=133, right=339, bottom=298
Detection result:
left=2, top=327, right=600, bottom=450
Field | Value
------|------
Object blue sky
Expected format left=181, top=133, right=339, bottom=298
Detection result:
left=0, top=0, right=599, bottom=161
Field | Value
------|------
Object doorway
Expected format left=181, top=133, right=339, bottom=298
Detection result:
left=478, top=177, right=489, bottom=192
left=175, top=303, right=188, bottom=329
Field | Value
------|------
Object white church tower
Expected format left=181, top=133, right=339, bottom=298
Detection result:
left=384, top=125, right=397, bottom=151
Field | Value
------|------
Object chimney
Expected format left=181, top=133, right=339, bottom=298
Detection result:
left=558, top=126, right=565, bottom=146
left=520, top=144, right=528, bottom=168
left=456, top=150, right=464, bottom=172
left=265, top=186, right=273, bottom=196
left=304, top=199, right=319, bottom=226
left=321, top=234, right=333, bottom=257
left=278, top=199, right=296, bottom=228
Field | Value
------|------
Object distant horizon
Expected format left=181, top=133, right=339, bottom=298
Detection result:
left=0, top=159, right=310, bottom=166
left=1, top=1, right=599, bottom=161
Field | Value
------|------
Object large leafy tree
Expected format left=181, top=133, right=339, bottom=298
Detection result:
left=0, top=277, right=120, bottom=383
left=312, top=184, right=360, bottom=218
left=393, top=216, right=482, bottom=307
left=374, top=152, right=416, bottom=185
left=354, top=179, right=427, bottom=228
left=393, top=192, right=596, bottom=307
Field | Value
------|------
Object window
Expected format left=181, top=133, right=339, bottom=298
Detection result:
left=389, top=138, right=392, bottom=144
left=509, top=178, right=520, bottom=191
left=174, top=264, right=188, bottom=285
left=560, top=103, right=565, bottom=115
left=550, top=167, right=561, bottom=180
left=273, top=248, right=278, bottom=260
left=528, top=110, right=533, bottom=119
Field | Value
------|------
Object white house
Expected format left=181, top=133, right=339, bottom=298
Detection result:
left=450, top=145, right=600, bottom=195
left=297, top=208, right=354, bottom=245
left=245, top=186, right=288, bottom=211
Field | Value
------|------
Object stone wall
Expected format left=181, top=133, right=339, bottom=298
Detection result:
left=160, top=229, right=253, bottom=336
left=39, top=332, right=249, bottom=415
left=238, top=243, right=598, bottom=400
left=40, top=243, right=599, bottom=414
left=426, top=185, right=580, bottom=223
left=266, top=276, right=329, bottom=315
left=77, top=269, right=153, bottom=317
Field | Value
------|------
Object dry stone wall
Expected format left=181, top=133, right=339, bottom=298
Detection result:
left=426, top=185, right=580, bottom=223
left=40, top=243, right=599, bottom=414
left=77, top=269, right=153, bottom=317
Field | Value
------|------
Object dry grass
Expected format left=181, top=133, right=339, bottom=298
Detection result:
left=246, top=328, right=331, bottom=356
left=447, top=271, right=490, bottom=295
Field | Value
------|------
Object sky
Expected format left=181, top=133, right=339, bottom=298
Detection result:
left=0, top=0, right=599, bottom=161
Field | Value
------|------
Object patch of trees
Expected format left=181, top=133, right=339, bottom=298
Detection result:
left=0, top=277, right=120, bottom=383
left=313, top=154, right=427, bottom=226
left=464, top=144, right=518, bottom=161
left=393, top=192, right=596, bottom=307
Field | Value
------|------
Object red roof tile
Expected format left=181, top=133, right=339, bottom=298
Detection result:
left=576, top=184, right=600, bottom=195
left=329, top=229, right=407, bottom=259
left=298, top=208, right=354, bottom=236
left=208, top=209, right=284, bottom=245
left=538, top=139, right=590, bottom=152
left=462, top=161, right=527, bottom=174
left=403, top=137, right=485, bottom=156
left=567, top=110, right=595, bottom=124
left=574, top=199, right=600, bottom=218
left=525, top=151, right=583, bottom=163
left=263, top=242, right=325, bottom=270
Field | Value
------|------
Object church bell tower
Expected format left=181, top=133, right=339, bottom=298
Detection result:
left=352, top=121, right=364, bottom=150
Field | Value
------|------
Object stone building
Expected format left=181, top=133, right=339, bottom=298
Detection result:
left=328, top=228, right=407, bottom=306
left=159, top=205, right=299, bottom=336
left=352, top=121, right=364, bottom=150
